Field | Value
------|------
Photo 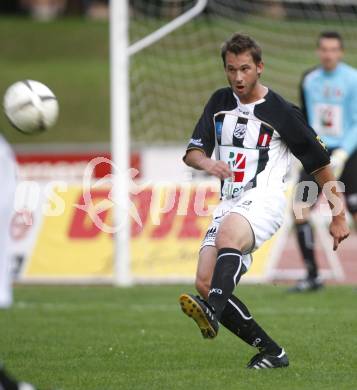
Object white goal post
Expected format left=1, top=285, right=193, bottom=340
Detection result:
left=110, top=0, right=208, bottom=286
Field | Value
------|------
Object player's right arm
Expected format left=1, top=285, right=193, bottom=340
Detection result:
left=184, top=149, right=231, bottom=180
left=183, top=90, right=232, bottom=180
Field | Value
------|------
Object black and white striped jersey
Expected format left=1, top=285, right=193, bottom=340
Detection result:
left=184, top=87, right=330, bottom=200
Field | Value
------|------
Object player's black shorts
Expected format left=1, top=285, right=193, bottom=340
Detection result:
left=295, top=149, right=357, bottom=214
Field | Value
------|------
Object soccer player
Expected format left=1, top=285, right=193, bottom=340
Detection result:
left=290, top=31, right=357, bottom=292
left=178, top=33, right=349, bottom=369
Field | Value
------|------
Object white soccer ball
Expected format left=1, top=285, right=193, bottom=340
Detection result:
left=3, top=80, right=59, bottom=134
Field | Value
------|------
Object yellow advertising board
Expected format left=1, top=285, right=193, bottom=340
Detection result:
left=23, top=184, right=277, bottom=282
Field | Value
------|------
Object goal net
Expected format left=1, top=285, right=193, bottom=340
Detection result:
left=130, top=0, right=357, bottom=146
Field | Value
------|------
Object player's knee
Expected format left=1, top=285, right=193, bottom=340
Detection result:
left=215, top=226, right=233, bottom=249
left=215, top=215, right=253, bottom=251
left=215, top=230, right=246, bottom=251
left=195, top=277, right=210, bottom=300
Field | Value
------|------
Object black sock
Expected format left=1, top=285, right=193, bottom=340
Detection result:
left=208, top=248, right=243, bottom=321
left=220, top=295, right=281, bottom=355
left=296, top=222, right=318, bottom=279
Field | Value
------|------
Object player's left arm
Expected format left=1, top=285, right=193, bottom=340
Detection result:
left=281, top=105, right=349, bottom=250
left=312, top=165, right=350, bottom=250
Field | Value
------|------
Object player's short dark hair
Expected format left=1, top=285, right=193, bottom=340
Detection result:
left=221, top=33, right=262, bottom=67
left=317, top=31, right=344, bottom=48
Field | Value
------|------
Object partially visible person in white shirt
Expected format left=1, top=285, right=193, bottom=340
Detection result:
left=0, top=134, right=17, bottom=309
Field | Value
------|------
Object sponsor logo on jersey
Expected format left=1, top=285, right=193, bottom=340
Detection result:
left=238, top=108, right=250, bottom=116
left=222, top=182, right=244, bottom=199
left=228, top=151, right=246, bottom=182
left=189, top=138, right=203, bottom=147
left=319, top=106, right=334, bottom=128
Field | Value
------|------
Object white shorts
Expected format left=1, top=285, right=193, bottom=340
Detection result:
left=201, top=187, right=286, bottom=271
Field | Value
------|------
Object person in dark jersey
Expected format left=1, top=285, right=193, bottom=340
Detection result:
left=178, top=33, right=349, bottom=369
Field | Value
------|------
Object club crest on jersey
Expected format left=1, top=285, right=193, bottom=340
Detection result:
left=233, top=123, right=247, bottom=139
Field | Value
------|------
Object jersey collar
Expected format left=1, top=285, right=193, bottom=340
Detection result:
left=233, top=89, right=268, bottom=107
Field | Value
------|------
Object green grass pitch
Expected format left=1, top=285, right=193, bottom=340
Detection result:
left=1, top=285, right=356, bottom=390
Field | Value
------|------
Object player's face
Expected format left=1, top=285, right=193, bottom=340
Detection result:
left=224, top=51, right=263, bottom=102
left=317, top=38, right=343, bottom=71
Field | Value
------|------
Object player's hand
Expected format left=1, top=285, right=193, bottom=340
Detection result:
left=329, top=215, right=350, bottom=251
left=201, top=159, right=232, bottom=180
left=330, top=148, right=348, bottom=179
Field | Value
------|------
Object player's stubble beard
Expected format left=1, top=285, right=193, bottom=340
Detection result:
left=231, top=73, right=260, bottom=103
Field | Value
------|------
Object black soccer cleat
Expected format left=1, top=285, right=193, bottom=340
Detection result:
left=247, top=348, right=289, bottom=369
left=179, top=293, right=219, bottom=339
left=288, top=277, right=324, bottom=293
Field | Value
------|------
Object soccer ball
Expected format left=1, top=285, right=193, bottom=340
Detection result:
left=3, top=80, right=59, bottom=134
